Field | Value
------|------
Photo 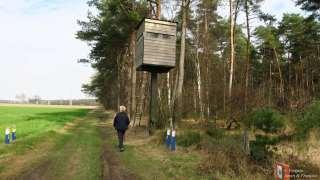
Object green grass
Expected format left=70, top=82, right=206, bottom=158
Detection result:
left=106, top=131, right=207, bottom=179
left=0, top=106, right=89, bottom=156
left=0, top=106, right=104, bottom=179
left=36, top=111, right=103, bottom=180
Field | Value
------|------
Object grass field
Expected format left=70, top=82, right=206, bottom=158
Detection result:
left=0, top=106, right=98, bottom=178
left=0, top=106, right=89, bottom=153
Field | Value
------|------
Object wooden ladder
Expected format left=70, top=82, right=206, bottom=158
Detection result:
left=133, top=99, right=143, bottom=127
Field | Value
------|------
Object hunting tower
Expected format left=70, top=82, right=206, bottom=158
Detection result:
left=135, top=18, right=177, bottom=73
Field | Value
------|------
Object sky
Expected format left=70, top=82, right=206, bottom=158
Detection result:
left=0, top=0, right=306, bottom=100
left=217, top=0, right=306, bottom=25
left=259, top=0, right=307, bottom=21
left=0, top=0, right=94, bottom=100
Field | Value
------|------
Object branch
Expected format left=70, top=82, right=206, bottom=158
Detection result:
left=147, top=0, right=157, bottom=4
left=186, top=0, right=191, bottom=7
left=119, top=2, right=130, bottom=16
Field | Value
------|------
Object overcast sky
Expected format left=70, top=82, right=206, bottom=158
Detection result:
left=0, top=0, right=305, bottom=100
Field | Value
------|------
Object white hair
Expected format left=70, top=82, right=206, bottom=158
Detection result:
left=119, top=105, right=126, bottom=112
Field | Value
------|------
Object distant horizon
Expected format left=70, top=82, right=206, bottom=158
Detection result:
left=0, top=97, right=97, bottom=101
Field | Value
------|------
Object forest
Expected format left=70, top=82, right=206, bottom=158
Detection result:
left=77, top=0, right=320, bottom=128
left=77, top=0, right=320, bottom=178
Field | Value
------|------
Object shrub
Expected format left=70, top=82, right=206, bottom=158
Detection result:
left=244, top=108, right=284, bottom=162
left=250, top=141, right=267, bottom=162
left=296, top=101, right=320, bottom=139
left=199, top=134, right=252, bottom=177
left=177, top=131, right=201, bottom=147
left=245, top=108, right=284, bottom=133
left=250, top=135, right=280, bottom=162
left=206, top=128, right=225, bottom=139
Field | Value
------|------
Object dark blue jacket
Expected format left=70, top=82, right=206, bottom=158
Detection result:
left=113, top=112, right=130, bottom=131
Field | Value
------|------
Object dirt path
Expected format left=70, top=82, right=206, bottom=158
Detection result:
left=4, top=109, right=136, bottom=180
left=98, top=119, right=137, bottom=180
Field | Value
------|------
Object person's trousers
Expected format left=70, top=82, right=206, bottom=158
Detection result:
left=117, top=130, right=126, bottom=148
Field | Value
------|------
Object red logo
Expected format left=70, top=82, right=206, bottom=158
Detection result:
left=275, top=162, right=290, bottom=180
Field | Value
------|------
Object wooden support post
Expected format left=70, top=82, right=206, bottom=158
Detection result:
left=149, top=72, right=158, bottom=134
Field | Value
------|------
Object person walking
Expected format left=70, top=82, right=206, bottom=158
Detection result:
left=113, top=105, right=130, bottom=152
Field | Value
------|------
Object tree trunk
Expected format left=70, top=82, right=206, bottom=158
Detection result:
left=288, top=52, right=293, bottom=100
left=232, top=0, right=240, bottom=49
left=196, top=53, right=204, bottom=123
left=138, top=72, right=148, bottom=127
left=223, top=51, right=226, bottom=115
left=130, top=32, right=137, bottom=122
left=156, top=0, right=161, bottom=18
left=273, top=48, right=284, bottom=102
left=167, top=72, right=173, bottom=128
left=195, top=22, right=204, bottom=122
left=177, top=0, right=187, bottom=103
left=244, top=0, right=250, bottom=112
left=149, top=72, right=158, bottom=131
left=269, top=58, right=272, bottom=106
left=229, top=0, right=235, bottom=111
left=173, top=0, right=187, bottom=127
left=117, top=55, right=121, bottom=109
left=203, top=8, right=210, bottom=123
left=146, top=0, right=161, bottom=135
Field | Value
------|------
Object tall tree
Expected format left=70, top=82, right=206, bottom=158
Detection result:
left=229, top=0, right=236, bottom=117
left=242, top=0, right=264, bottom=111
left=173, top=0, right=189, bottom=125
left=254, top=24, right=284, bottom=106
left=77, top=0, right=148, bottom=110
left=195, top=21, right=204, bottom=122
left=278, top=14, right=320, bottom=104
left=244, top=0, right=251, bottom=112
left=296, top=0, right=320, bottom=19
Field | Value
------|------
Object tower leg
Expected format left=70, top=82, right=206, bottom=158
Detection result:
left=148, top=72, right=158, bottom=135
